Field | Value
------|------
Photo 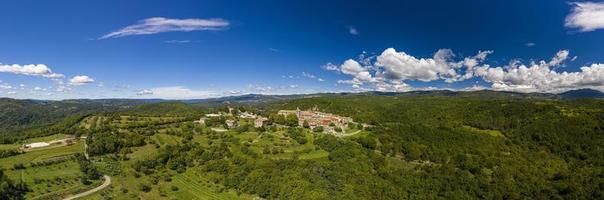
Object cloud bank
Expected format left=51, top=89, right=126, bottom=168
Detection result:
left=565, top=1, right=604, bottom=32
left=327, top=48, right=604, bottom=93
left=100, top=17, right=230, bottom=39
left=0, top=64, right=64, bottom=78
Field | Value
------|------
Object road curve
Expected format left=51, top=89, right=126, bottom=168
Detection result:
left=63, top=175, right=111, bottom=200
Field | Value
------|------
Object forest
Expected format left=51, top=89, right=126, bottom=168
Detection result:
left=0, top=92, right=602, bottom=199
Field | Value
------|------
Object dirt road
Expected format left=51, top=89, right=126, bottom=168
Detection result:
left=63, top=175, right=111, bottom=200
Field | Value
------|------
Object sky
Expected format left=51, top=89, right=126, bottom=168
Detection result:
left=1, top=0, right=604, bottom=100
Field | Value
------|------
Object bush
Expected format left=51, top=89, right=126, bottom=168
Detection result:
left=12, top=163, right=25, bottom=170
left=171, top=185, right=179, bottom=191
left=313, top=126, right=324, bottom=132
left=138, top=183, right=151, bottom=192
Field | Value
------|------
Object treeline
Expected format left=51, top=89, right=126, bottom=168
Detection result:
left=0, top=114, right=89, bottom=144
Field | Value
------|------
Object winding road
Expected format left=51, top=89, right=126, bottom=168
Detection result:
left=63, top=175, right=111, bottom=200
left=63, top=137, right=110, bottom=200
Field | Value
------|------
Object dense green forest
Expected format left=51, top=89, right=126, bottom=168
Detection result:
left=0, top=93, right=603, bottom=199
left=0, top=98, right=149, bottom=143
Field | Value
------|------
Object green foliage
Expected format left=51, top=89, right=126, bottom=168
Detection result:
left=0, top=169, right=27, bottom=200
left=2, top=94, right=604, bottom=199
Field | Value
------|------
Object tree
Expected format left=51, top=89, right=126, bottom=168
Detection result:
left=0, top=169, right=27, bottom=200
left=303, top=120, right=310, bottom=128
left=286, top=114, right=299, bottom=127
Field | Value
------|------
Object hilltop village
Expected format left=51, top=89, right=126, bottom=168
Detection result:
left=196, top=107, right=363, bottom=136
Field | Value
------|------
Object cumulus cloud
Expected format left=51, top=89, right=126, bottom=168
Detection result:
left=375, top=48, right=467, bottom=83
left=0, top=63, right=64, bottom=78
left=69, top=75, right=95, bottom=85
left=474, top=50, right=604, bottom=93
left=100, top=17, right=230, bottom=39
left=328, top=48, right=604, bottom=93
left=565, top=2, right=604, bottom=32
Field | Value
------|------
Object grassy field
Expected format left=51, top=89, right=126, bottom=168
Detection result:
left=0, top=142, right=84, bottom=169
left=4, top=160, right=100, bottom=199
left=461, top=125, right=505, bottom=137
left=0, top=134, right=94, bottom=200
left=0, top=143, right=20, bottom=150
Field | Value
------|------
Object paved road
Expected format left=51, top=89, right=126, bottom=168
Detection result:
left=63, top=175, right=111, bottom=200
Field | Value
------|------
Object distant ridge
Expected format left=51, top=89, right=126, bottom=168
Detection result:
left=558, top=88, right=604, bottom=99
left=2, top=89, right=603, bottom=105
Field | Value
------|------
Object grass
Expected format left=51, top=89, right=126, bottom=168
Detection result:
left=22, top=133, right=69, bottom=143
left=5, top=160, right=95, bottom=199
left=0, top=142, right=84, bottom=169
left=0, top=143, right=20, bottom=150
left=152, top=134, right=181, bottom=146
left=461, top=125, right=505, bottom=137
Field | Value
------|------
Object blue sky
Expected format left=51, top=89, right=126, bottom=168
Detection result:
left=1, top=0, right=604, bottom=99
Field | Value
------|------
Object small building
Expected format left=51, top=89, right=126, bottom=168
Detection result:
left=239, top=112, right=257, bottom=119
left=195, top=117, right=208, bottom=125
left=225, top=119, right=238, bottom=129
left=23, top=142, right=50, bottom=149
left=205, top=113, right=222, bottom=117
left=254, top=117, right=268, bottom=128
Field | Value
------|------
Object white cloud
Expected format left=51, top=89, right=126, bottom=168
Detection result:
left=461, top=84, right=487, bottom=91
left=348, top=26, right=359, bottom=35
left=34, top=87, right=42, bottom=91
left=322, top=63, right=340, bottom=71
left=164, top=40, right=194, bottom=44
left=69, top=75, right=95, bottom=85
left=140, top=86, right=216, bottom=99
left=0, top=63, right=64, bottom=78
left=100, top=17, right=230, bottom=39
left=136, top=89, right=153, bottom=96
left=474, top=50, right=604, bottom=93
left=548, top=49, right=570, bottom=66
left=0, top=83, right=11, bottom=89
left=374, top=48, right=491, bottom=83
left=317, top=78, right=325, bottom=82
left=302, top=72, right=316, bottom=79
left=565, top=2, right=604, bottom=32
left=328, top=48, right=604, bottom=93
left=526, top=42, right=536, bottom=47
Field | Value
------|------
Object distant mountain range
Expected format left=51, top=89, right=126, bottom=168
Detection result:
left=558, top=89, right=604, bottom=99
left=2, top=89, right=603, bottom=106
left=1, top=88, right=602, bottom=139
